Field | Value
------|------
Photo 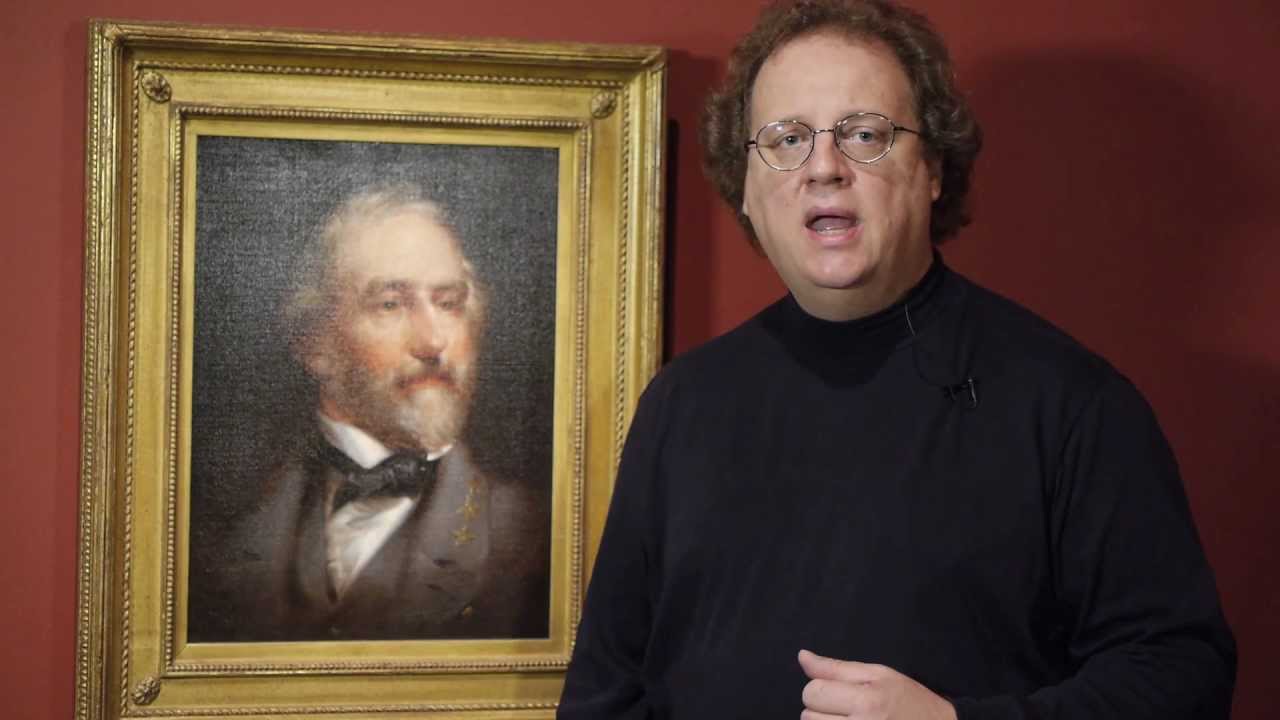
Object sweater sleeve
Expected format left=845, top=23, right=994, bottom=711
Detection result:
left=951, top=373, right=1236, bottom=719
left=557, top=379, right=667, bottom=719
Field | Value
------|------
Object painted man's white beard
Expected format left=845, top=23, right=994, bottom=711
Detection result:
left=327, top=356, right=474, bottom=455
left=394, top=384, right=468, bottom=453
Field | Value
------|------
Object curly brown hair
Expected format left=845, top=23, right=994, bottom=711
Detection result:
left=700, top=0, right=982, bottom=248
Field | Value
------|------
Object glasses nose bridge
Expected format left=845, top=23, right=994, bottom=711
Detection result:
left=811, top=126, right=838, bottom=147
left=806, top=125, right=847, bottom=168
left=808, top=125, right=839, bottom=155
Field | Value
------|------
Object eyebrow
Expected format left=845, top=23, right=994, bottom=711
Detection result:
left=760, top=109, right=890, bottom=125
left=359, top=279, right=412, bottom=298
left=358, top=278, right=469, bottom=298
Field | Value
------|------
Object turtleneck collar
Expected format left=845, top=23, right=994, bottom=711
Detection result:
left=763, top=252, right=952, bottom=361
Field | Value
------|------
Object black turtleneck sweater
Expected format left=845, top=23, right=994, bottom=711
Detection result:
left=558, top=260, right=1235, bottom=719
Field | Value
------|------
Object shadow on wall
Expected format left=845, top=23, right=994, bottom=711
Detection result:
left=663, top=48, right=724, bottom=357
left=961, top=49, right=1279, bottom=718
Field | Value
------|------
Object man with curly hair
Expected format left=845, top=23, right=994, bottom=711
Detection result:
left=559, top=0, right=1234, bottom=718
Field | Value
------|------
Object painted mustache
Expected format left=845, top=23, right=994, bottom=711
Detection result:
left=393, top=361, right=457, bottom=392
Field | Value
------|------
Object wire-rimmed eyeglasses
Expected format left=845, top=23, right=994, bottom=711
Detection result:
left=743, top=112, right=923, bottom=171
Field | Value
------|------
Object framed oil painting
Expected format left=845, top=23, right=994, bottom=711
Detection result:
left=76, top=20, right=665, bottom=719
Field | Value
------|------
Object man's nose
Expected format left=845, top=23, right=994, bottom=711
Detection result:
left=406, top=303, right=445, bottom=359
left=804, top=129, right=851, bottom=185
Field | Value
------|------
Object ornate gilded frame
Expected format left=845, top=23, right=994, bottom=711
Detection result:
left=77, top=20, right=665, bottom=719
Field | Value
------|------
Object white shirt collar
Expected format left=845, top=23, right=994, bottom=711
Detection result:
left=316, top=413, right=452, bottom=469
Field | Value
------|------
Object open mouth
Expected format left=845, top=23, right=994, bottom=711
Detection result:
left=807, top=215, right=857, bottom=232
left=804, top=208, right=859, bottom=234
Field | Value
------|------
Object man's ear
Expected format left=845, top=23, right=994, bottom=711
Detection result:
left=928, top=156, right=943, bottom=202
left=295, top=334, right=335, bottom=382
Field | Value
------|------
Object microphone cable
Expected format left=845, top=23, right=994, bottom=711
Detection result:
left=904, top=303, right=978, bottom=409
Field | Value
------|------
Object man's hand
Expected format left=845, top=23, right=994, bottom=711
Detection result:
left=798, top=649, right=958, bottom=720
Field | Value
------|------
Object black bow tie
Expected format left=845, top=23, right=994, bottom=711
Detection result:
left=331, top=452, right=439, bottom=510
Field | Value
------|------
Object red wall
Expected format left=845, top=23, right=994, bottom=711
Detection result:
left=2, top=1, right=1276, bottom=717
